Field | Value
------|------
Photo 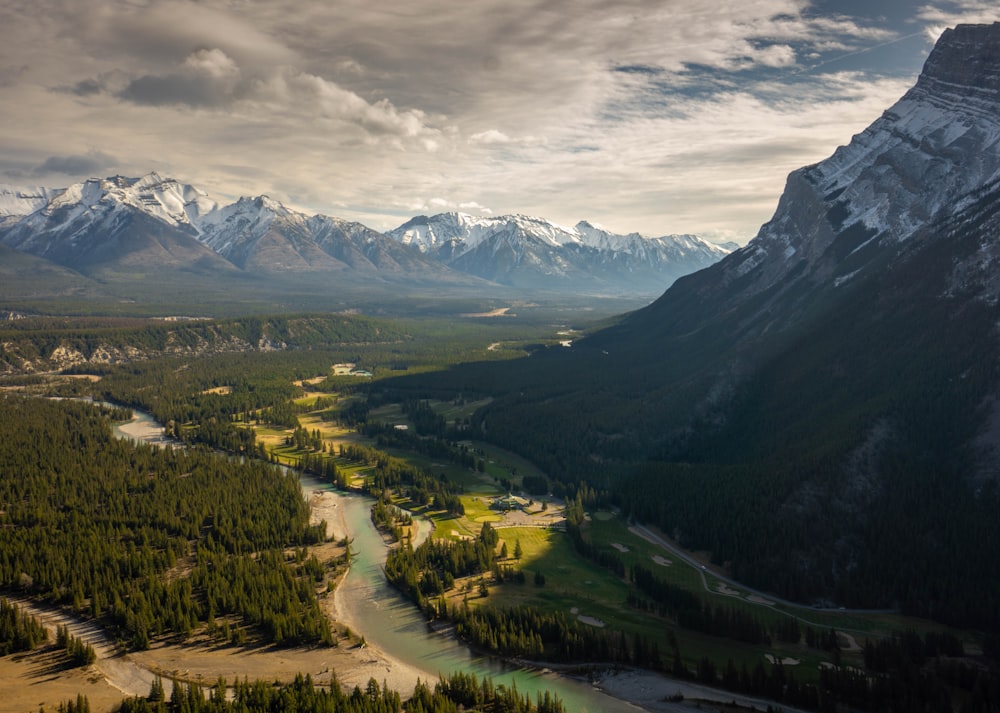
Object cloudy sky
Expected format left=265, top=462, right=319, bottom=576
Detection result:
left=1, top=1, right=997, bottom=244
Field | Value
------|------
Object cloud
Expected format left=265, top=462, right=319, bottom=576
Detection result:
left=34, top=151, right=116, bottom=176
left=250, top=69, right=436, bottom=139
left=0, top=1, right=966, bottom=242
left=408, top=196, right=493, bottom=215
left=470, top=130, right=513, bottom=145
left=119, top=49, right=241, bottom=107
left=916, top=1, right=1000, bottom=40
left=104, top=46, right=437, bottom=140
left=752, top=44, right=798, bottom=68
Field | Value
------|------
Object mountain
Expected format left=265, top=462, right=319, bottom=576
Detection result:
left=195, top=195, right=459, bottom=280
left=388, top=212, right=729, bottom=293
left=0, top=173, right=723, bottom=303
left=0, top=173, right=485, bottom=297
left=379, top=23, right=1000, bottom=625
left=195, top=195, right=351, bottom=273
left=0, top=185, right=65, bottom=221
left=0, top=173, right=235, bottom=275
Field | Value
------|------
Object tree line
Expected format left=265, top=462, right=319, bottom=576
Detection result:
left=114, top=670, right=564, bottom=713
left=0, top=597, right=47, bottom=654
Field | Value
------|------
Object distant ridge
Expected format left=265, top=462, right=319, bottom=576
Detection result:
left=388, top=211, right=729, bottom=293
left=0, top=176, right=728, bottom=297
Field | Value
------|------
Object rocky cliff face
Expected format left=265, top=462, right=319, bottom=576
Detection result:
left=659, top=22, right=1000, bottom=343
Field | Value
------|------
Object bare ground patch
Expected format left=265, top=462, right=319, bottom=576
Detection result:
left=0, top=648, right=128, bottom=713
left=765, top=654, right=801, bottom=666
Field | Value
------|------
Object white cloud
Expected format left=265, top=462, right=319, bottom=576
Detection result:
left=470, top=130, right=512, bottom=145
left=0, top=1, right=966, bottom=241
left=917, top=2, right=1000, bottom=41
left=752, top=44, right=798, bottom=68
left=182, top=49, right=240, bottom=81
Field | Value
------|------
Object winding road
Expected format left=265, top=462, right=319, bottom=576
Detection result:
left=629, top=522, right=894, bottom=633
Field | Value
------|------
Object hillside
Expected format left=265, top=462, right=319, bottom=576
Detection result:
left=373, top=23, right=1000, bottom=628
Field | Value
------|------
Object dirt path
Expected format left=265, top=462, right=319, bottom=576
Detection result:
left=4, top=596, right=157, bottom=700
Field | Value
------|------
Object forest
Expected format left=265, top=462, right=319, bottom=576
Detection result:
left=0, top=396, right=330, bottom=648
left=365, top=246, right=1000, bottom=641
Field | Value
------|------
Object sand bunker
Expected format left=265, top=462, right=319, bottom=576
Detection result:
left=651, top=555, right=671, bottom=566
left=611, top=542, right=630, bottom=553
left=577, top=615, right=606, bottom=628
left=765, top=654, right=800, bottom=666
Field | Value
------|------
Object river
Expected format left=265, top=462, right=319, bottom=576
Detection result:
left=111, top=408, right=640, bottom=712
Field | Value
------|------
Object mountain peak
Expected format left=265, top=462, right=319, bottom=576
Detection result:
left=917, top=22, right=1000, bottom=96
left=387, top=210, right=730, bottom=293
left=713, top=22, right=1000, bottom=309
left=236, top=194, right=287, bottom=215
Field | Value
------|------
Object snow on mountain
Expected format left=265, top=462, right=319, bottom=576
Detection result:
left=388, top=212, right=730, bottom=292
left=0, top=185, right=64, bottom=218
left=727, top=22, right=1000, bottom=302
left=0, top=172, right=727, bottom=293
left=1, top=173, right=217, bottom=251
left=0, top=172, right=245, bottom=275
left=625, top=21, right=1000, bottom=354
left=196, top=195, right=297, bottom=253
left=48, top=172, right=217, bottom=229
left=391, top=212, right=575, bottom=253
left=392, top=212, right=725, bottom=259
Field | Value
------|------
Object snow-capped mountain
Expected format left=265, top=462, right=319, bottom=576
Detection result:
left=192, top=195, right=465, bottom=278
left=0, top=172, right=724, bottom=295
left=0, top=173, right=233, bottom=273
left=194, top=195, right=348, bottom=273
left=0, top=173, right=482, bottom=286
left=0, top=186, right=65, bottom=219
left=388, top=212, right=729, bottom=292
left=707, top=21, right=1000, bottom=318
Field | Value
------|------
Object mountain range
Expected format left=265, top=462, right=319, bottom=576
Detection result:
left=380, top=22, right=1000, bottom=625
left=0, top=174, right=729, bottom=301
left=389, top=212, right=729, bottom=292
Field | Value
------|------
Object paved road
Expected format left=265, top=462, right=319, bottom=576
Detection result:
left=629, top=523, right=896, bottom=633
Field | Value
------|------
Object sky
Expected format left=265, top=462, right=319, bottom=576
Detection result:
left=1, top=1, right=998, bottom=245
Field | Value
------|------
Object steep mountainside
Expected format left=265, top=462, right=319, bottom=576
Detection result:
left=0, top=174, right=235, bottom=275
left=380, top=23, right=1000, bottom=626
left=196, top=196, right=350, bottom=273
left=388, top=212, right=729, bottom=293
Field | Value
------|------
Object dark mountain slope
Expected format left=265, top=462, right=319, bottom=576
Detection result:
left=373, top=24, right=1000, bottom=624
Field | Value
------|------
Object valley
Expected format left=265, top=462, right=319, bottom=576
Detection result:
left=2, top=323, right=991, bottom=712
left=2, top=17, right=1000, bottom=713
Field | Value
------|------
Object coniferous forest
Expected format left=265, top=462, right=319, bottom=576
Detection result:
left=0, top=396, right=330, bottom=648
